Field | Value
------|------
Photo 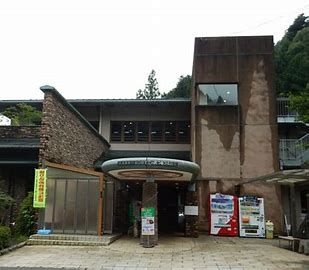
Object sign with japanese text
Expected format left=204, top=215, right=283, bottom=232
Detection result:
left=141, top=207, right=155, bottom=236
left=33, top=169, right=47, bottom=208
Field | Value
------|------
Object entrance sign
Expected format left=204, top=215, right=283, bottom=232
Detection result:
left=33, top=169, right=47, bottom=208
left=141, top=207, right=155, bottom=235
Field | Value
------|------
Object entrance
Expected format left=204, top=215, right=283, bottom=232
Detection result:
left=125, top=181, right=187, bottom=236
left=158, top=182, right=187, bottom=234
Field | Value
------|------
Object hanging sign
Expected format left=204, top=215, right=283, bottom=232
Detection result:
left=141, top=207, right=155, bottom=236
left=33, top=169, right=47, bottom=208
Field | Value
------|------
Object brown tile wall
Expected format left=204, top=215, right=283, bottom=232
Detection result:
left=39, top=90, right=109, bottom=168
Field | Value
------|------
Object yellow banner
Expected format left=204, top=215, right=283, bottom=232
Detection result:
left=33, top=169, right=47, bottom=208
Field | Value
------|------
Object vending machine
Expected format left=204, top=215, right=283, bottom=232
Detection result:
left=238, top=196, right=265, bottom=238
left=209, top=193, right=238, bottom=236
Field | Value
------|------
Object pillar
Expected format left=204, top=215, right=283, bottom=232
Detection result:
left=141, top=181, right=158, bottom=247
left=185, top=183, right=199, bottom=237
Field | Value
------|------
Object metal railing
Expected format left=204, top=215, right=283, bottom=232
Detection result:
left=277, top=97, right=297, bottom=118
left=279, top=134, right=309, bottom=166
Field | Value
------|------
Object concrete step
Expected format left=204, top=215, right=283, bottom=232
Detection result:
left=27, top=239, right=109, bottom=246
left=28, top=233, right=121, bottom=246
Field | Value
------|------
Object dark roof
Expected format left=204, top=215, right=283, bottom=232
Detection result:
left=40, top=85, right=110, bottom=148
left=0, top=138, right=40, bottom=148
left=0, top=98, right=191, bottom=104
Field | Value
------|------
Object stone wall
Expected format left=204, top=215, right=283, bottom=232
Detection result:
left=0, top=126, right=41, bottom=139
left=39, top=86, right=109, bottom=168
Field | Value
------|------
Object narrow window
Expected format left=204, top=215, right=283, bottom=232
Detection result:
left=150, top=122, right=163, bottom=142
left=111, top=122, right=122, bottom=142
left=123, top=121, right=135, bottom=142
left=137, top=122, right=149, bottom=142
left=164, top=121, right=176, bottom=142
left=178, top=121, right=190, bottom=143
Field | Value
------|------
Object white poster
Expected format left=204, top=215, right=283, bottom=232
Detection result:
left=141, top=217, right=155, bottom=235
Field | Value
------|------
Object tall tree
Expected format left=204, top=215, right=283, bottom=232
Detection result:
left=136, top=70, right=161, bottom=99
left=1, top=103, right=42, bottom=126
left=275, top=13, right=309, bottom=95
left=162, top=75, right=192, bottom=99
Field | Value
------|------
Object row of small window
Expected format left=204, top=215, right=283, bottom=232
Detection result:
left=110, top=121, right=190, bottom=143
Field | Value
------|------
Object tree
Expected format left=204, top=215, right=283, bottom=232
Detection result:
left=286, top=13, right=309, bottom=41
left=1, top=103, right=42, bottom=126
left=136, top=70, right=161, bottom=99
left=289, top=84, right=309, bottom=123
left=275, top=14, right=309, bottom=96
left=162, top=75, right=192, bottom=99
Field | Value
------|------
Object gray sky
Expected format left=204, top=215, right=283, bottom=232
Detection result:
left=0, top=0, right=308, bottom=100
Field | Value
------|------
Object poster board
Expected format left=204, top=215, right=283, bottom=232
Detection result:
left=33, top=169, right=47, bottom=208
left=141, top=207, right=155, bottom=236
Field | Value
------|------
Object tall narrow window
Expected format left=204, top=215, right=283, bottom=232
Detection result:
left=137, top=122, right=149, bottom=142
left=123, top=121, right=135, bottom=141
left=111, top=122, right=122, bottom=142
left=151, top=122, right=163, bottom=142
left=198, top=84, right=238, bottom=106
left=178, top=121, right=190, bottom=142
left=164, top=121, right=176, bottom=142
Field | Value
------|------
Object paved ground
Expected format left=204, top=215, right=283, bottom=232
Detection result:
left=0, top=235, right=308, bottom=270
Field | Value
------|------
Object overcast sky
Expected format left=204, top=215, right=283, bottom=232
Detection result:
left=0, top=0, right=308, bottom=100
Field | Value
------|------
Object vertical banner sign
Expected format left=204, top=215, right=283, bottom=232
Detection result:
left=141, top=207, right=155, bottom=236
left=33, top=169, right=47, bottom=208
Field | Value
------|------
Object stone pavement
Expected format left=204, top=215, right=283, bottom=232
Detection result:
left=0, top=235, right=308, bottom=270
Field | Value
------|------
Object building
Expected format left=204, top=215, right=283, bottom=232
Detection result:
left=0, top=36, right=308, bottom=242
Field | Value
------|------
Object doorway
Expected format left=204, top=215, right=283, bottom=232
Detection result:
left=157, top=182, right=187, bottom=235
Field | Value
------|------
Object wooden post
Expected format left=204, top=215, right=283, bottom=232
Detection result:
left=97, top=174, right=104, bottom=236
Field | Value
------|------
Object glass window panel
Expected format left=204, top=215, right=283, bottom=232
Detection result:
left=165, top=121, right=176, bottom=142
left=53, top=180, right=66, bottom=233
left=111, top=122, right=122, bottom=142
left=88, top=180, right=99, bottom=234
left=137, top=122, right=149, bottom=142
left=76, top=180, right=87, bottom=234
left=151, top=122, right=163, bottom=142
left=198, top=84, right=238, bottom=106
left=44, top=178, right=55, bottom=230
left=64, top=180, right=77, bottom=234
left=123, top=121, right=135, bottom=142
left=178, top=121, right=190, bottom=143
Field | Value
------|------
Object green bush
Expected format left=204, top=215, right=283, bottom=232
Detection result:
left=0, top=226, right=11, bottom=249
left=15, top=192, right=37, bottom=236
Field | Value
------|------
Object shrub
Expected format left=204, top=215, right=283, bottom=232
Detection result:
left=0, top=188, right=14, bottom=225
left=15, top=192, right=37, bottom=236
left=0, top=226, right=11, bottom=249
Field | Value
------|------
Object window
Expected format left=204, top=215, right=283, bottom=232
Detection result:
left=111, top=122, right=122, bottom=141
left=198, top=84, right=238, bottom=106
left=137, top=122, right=149, bottom=142
left=165, top=121, right=176, bottom=142
left=178, top=121, right=190, bottom=142
left=151, top=122, right=163, bottom=142
left=123, top=121, right=135, bottom=141
left=110, top=121, right=190, bottom=143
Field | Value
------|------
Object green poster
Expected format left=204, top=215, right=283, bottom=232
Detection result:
left=33, top=169, right=47, bottom=208
left=141, top=207, right=155, bottom=236
left=141, top=207, right=155, bottom=218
